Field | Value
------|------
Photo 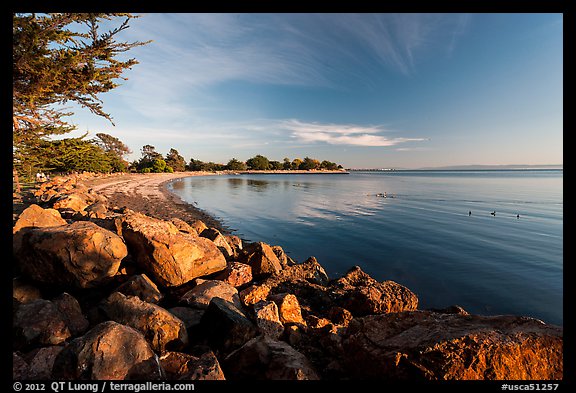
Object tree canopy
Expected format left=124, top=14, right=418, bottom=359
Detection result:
left=13, top=13, right=148, bottom=180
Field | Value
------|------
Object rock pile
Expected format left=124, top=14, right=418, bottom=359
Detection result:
left=12, top=174, right=563, bottom=380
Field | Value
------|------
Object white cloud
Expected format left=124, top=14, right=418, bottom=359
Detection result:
left=279, top=119, right=426, bottom=147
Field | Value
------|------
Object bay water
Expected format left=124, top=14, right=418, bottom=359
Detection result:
left=167, top=170, right=563, bottom=325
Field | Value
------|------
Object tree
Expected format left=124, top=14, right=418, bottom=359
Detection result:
left=226, top=158, right=247, bottom=171
left=13, top=13, right=148, bottom=184
left=93, top=133, right=131, bottom=172
left=283, top=157, right=291, bottom=170
left=320, top=160, right=339, bottom=170
left=300, top=157, right=321, bottom=170
left=291, top=158, right=303, bottom=170
left=137, top=144, right=162, bottom=170
left=165, top=148, right=186, bottom=172
left=186, top=158, right=204, bottom=171
left=246, top=155, right=270, bottom=171
left=269, top=160, right=283, bottom=170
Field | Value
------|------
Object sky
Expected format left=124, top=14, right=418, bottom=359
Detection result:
left=65, top=13, right=563, bottom=169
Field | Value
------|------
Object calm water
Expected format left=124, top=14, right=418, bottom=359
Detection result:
left=168, top=170, right=563, bottom=325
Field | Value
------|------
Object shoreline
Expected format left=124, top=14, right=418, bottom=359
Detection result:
left=12, top=171, right=564, bottom=380
left=81, top=170, right=347, bottom=235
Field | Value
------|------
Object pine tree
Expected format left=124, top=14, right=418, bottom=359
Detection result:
left=13, top=13, right=149, bottom=183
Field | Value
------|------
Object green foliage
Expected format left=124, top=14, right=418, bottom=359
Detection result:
left=246, top=155, right=270, bottom=170
left=165, top=148, right=186, bottom=172
left=141, top=167, right=151, bottom=173
left=320, top=160, right=339, bottom=170
left=269, top=160, right=283, bottom=170
left=226, top=158, right=247, bottom=171
left=299, top=157, right=321, bottom=170
left=17, top=134, right=113, bottom=174
left=13, top=13, right=149, bottom=178
left=186, top=158, right=204, bottom=171
left=283, top=157, right=292, bottom=170
left=12, top=13, right=145, bottom=179
left=291, top=158, right=303, bottom=170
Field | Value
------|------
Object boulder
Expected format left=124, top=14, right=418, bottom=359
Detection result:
left=118, top=212, right=227, bottom=287
left=332, top=266, right=418, bottom=316
left=52, top=293, right=89, bottom=336
left=327, top=306, right=354, bottom=327
left=100, top=292, right=188, bottom=352
left=225, top=235, right=243, bottom=257
left=170, top=218, right=199, bottom=236
left=13, top=352, right=29, bottom=380
left=270, top=293, right=306, bottom=326
left=25, top=346, right=64, bottom=380
left=160, top=351, right=226, bottom=380
left=239, top=284, right=271, bottom=306
left=13, top=277, right=42, bottom=305
left=199, top=297, right=258, bottom=354
left=52, top=321, right=163, bottom=380
left=190, top=220, right=208, bottom=235
left=253, top=300, right=284, bottom=339
left=214, top=262, right=253, bottom=288
left=15, top=221, right=127, bottom=289
left=277, top=256, right=329, bottom=286
left=240, top=242, right=282, bottom=278
left=12, top=204, right=67, bottom=234
left=200, top=228, right=234, bottom=259
left=13, top=299, right=71, bottom=347
left=52, top=192, right=91, bottom=212
left=85, top=201, right=108, bottom=219
left=224, top=336, right=320, bottom=380
left=272, top=245, right=296, bottom=268
left=180, top=279, right=242, bottom=310
left=341, top=311, right=563, bottom=380
left=168, top=307, right=205, bottom=335
left=116, top=274, right=163, bottom=304
left=13, top=204, right=68, bottom=251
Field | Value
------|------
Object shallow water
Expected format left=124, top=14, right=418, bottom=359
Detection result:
left=168, top=170, right=563, bottom=325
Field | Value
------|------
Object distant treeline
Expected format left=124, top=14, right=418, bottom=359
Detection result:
left=132, top=147, right=343, bottom=173
left=16, top=134, right=342, bottom=178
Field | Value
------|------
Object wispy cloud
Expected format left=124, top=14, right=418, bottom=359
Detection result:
left=279, top=119, right=426, bottom=147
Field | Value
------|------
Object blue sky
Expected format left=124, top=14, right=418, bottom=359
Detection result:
left=66, top=13, right=563, bottom=169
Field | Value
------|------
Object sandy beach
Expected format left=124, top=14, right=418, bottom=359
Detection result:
left=83, top=172, right=229, bottom=232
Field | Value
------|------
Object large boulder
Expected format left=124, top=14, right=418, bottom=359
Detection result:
left=15, top=221, right=127, bottom=289
left=214, top=262, right=253, bottom=288
left=25, top=346, right=64, bottom=380
left=341, top=311, right=563, bottom=380
left=159, top=351, right=226, bottom=380
left=200, top=228, right=234, bottom=259
left=100, top=292, right=188, bottom=352
left=13, top=299, right=71, bottom=348
left=270, top=293, right=306, bottom=326
left=170, top=218, right=199, bottom=236
left=13, top=278, right=42, bottom=305
left=253, top=300, right=284, bottom=339
left=115, top=274, right=164, bottom=304
left=331, top=266, right=418, bottom=316
left=240, top=242, right=283, bottom=278
left=52, top=321, right=163, bottom=380
left=180, top=279, right=242, bottom=310
left=52, top=293, right=89, bottom=336
left=12, top=204, right=67, bottom=234
left=52, top=192, right=92, bottom=212
left=118, top=212, right=227, bottom=287
left=199, top=297, right=258, bottom=354
left=13, top=204, right=68, bottom=251
left=224, top=336, right=320, bottom=380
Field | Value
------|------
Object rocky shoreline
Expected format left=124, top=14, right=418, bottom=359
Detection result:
left=13, top=172, right=563, bottom=381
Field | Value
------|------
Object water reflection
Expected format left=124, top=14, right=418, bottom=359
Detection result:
left=227, top=178, right=245, bottom=190
left=247, top=179, right=271, bottom=192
